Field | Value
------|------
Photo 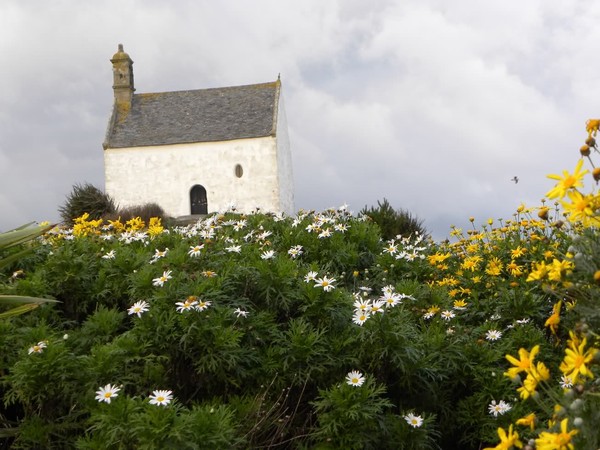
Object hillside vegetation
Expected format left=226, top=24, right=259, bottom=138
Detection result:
left=2, top=122, right=600, bottom=449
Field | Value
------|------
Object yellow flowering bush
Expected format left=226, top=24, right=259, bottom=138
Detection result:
left=484, top=121, right=600, bottom=449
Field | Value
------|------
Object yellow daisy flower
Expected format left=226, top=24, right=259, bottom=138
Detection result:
left=559, top=331, right=598, bottom=384
left=483, top=424, right=522, bottom=450
left=505, top=345, right=540, bottom=379
left=546, top=159, right=588, bottom=200
left=535, top=418, right=577, bottom=450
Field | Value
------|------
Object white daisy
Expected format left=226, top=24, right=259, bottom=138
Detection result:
left=102, top=250, right=116, bottom=260
left=381, top=292, right=402, bottom=308
left=383, top=242, right=398, bottom=255
left=260, top=250, right=276, bottom=260
left=257, top=230, right=272, bottom=240
left=318, top=228, right=332, bottom=238
left=152, top=270, right=172, bottom=287
left=234, top=308, right=249, bottom=318
left=352, top=311, right=370, bottom=326
left=353, top=299, right=371, bottom=312
left=404, top=413, right=424, bottom=428
left=233, top=220, right=247, bottom=231
left=369, top=300, right=385, bottom=314
left=28, top=341, right=47, bottom=354
left=560, top=375, right=573, bottom=389
left=440, top=310, right=455, bottom=321
left=314, top=276, right=336, bottom=292
left=95, top=383, right=121, bottom=404
left=488, top=400, right=511, bottom=417
left=150, top=248, right=169, bottom=263
left=188, top=244, right=204, bottom=257
left=226, top=245, right=242, bottom=253
left=345, top=370, right=365, bottom=387
left=485, top=330, right=502, bottom=341
left=334, top=223, right=348, bottom=232
left=195, top=299, right=212, bottom=312
left=287, top=245, right=303, bottom=258
left=304, top=271, right=318, bottom=283
left=176, top=297, right=198, bottom=313
left=149, top=389, right=173, bottom=406
left=128, top=300, right=150, bottom=318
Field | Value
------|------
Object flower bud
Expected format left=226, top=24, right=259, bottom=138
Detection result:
left=555, top=405, right=567, bottom=417
left=570, top=398, right=583, bottom=411
left=573, top=417, right=583, bottom=427
left=586, top=136, right=596, bottom=147
left=594, top=168, right=600, bottom=182
left=538, top=207, right=549, bottom=220
left=564, top=389, right=575, bottom=401
left=580, top=144, right=591, bottom=156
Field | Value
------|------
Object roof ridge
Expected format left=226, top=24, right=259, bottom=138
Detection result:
left=134, top=80, right=279, bottom=98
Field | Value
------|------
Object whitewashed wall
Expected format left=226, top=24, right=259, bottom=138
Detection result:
left=104, top=136, right=286, bottom=217
left=275, top=92, right=295, bottom=214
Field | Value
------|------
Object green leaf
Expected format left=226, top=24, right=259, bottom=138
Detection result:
left=0, top=222, right=54, bottom=250
left=0, top=303, right=39, bottom=318
left=0, top=295, right=59, bottom=319
left=0, top=295, right=59, bottom=305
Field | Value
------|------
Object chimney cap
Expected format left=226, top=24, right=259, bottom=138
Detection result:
left=111, top=43, right=132, bottom=62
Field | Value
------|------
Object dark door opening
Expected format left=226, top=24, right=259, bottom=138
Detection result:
left=190, top=185, right=207, bottom=214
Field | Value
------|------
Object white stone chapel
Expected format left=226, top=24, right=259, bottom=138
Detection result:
left=103, top=44, right=294, bottom=217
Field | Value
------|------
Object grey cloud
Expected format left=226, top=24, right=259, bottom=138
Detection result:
left=0, top=1, right=597, bottom=240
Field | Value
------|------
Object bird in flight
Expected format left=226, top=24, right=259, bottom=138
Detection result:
left=511, top=176, right=519, bottom=184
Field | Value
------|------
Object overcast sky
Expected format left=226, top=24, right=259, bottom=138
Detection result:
left=1, top=0, right=599, bottom=239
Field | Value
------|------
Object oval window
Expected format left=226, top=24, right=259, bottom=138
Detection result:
left=235, top=164, right=243, bottom=178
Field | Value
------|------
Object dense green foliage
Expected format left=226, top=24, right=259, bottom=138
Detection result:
left=0, top=207, right=598, bottom=449
left=361, top=198, right=427, bottom=239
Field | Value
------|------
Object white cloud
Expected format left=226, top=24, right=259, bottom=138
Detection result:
left=0, top=1, right=598, bottom=238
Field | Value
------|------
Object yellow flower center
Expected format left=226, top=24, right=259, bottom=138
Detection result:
left=352, top=378, right=358, bottom=384
left=157, top=396, right=165, bottom=402
left=519, top=358, right=530, bottom=370
left=556, top=433, right=571, bottom=445
left=574, top=355, right=585, bottom=368
left=104, top=392, right=112, bottom=398
left=563, top=176, right=576, bottom=189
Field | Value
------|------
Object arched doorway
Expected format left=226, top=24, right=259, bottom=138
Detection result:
left=190, top=185, right=207, bottom=214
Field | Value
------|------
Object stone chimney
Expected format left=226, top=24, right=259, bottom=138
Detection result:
left=110, top=44, right=135, bottom=108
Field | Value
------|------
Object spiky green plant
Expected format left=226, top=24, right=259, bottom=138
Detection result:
left=58, top=183, right=117, bottom=225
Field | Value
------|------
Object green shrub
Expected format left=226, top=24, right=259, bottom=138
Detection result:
left=58, top=183, right=116, bottom=225
left=361, top=198, right=427, bottom=240
left=106, top=202, right=168, bottom=224
left=1, top=207, right=598, bottom=448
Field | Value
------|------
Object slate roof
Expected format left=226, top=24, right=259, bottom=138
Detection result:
left=104, top=81, right=280, bottom=149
